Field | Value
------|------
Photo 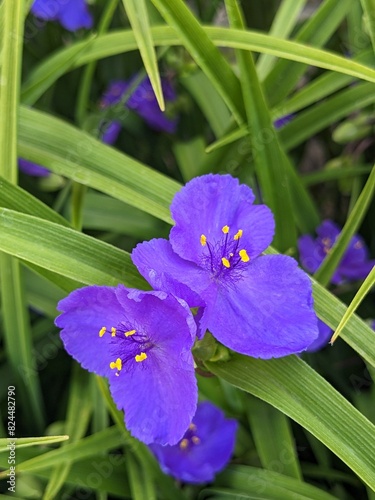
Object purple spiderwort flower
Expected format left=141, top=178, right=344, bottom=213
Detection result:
left=298, top=220, right=375, bottom=285
left=55, top=286, right=197, bottom=445
left=150, top=401, right=237, bottom=484
left=18, top=158, right=50, bottom=177
left=100, top=77, right=178, bottom=144
left=31, top=0, right=93, bottom=31
left=132, top=174, right=319, bottom=358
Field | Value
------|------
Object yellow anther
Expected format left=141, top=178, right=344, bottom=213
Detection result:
left=239, top=249, right=250, bottom=262
left=110, top=358, right=122, bottom=371
left=192, top=436, right=201, bottom=445
left=125, top=329, right=136, bottom=337
left=200, top=234, right=207, bottom=246
left=222, top=225, right=230, bottom=234
left=189, top=423, right=197, bottom=431
left=222, top=257, right=230, bottom=268
left=135, top=352, right=147, bottom=363
left=99, top=327, right=106, bottom=337
left=234, top=229, right=243, bottom=240
left=111, top=327, right=117, bottom=337
left=179, top=438, right=189, bottom=450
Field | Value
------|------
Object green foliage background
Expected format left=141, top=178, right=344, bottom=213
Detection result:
left=0, top=0, right=375, bottom=498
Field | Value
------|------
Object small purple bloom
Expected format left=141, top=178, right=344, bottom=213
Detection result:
left=298, top=220, right=375, bottom=285
left=150, top=401, right=237, bottom=484
left=132, top=174, right=319, bottom=358
left=55, top=286, right=197, bottom=445
left=18, top=158, right=50, bottom=177
left=31, top=0, right=93, bottom=31
left=100, top=77, right=178, bottom=144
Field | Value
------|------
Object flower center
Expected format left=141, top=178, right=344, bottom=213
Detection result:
left=179, top=423, right=201, bottom=451
left=98, top=324, right=152, bottom=376
left=200, top=225, right=250, bottom=278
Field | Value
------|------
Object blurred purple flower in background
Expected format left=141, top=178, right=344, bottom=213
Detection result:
left=298, top=220, right=374, bottom=285
left=18, top=158, right=50, bottom=177
left=306, top=319, right=332, bottom=352
left=132, top=174, right=319, bottom=358
left=274, top=114, right=294, bottom=129
left=100, top=77, right=178, bottom=144
left=55, top=286, right=197, bottom=445
left=150, top=401, right=237, bottom=484
left=31, top=0, right=93, bottom=31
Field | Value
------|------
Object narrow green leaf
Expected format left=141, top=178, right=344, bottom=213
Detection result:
left=180, top=71, right=231, bottom=137
left=0, top=209, right=147, bottom=289
left=150, top=0, right=245, bottom=123
left=301, top=164, right=373, bottom=186
left=21, top=28, right=375, bottom=101
left=314, top=165, right=375, bottom=286
left=279, top=82, right=375, bottom=151
left=256, top=0, right=307, bottom=80
left=0, top=436, right=68, bottom=453
left=225, top=0, right=296, bottom=250
left=246, top=397, right=302, bottom=480
left=173, top=137, right=207, bottom=182
left=19, top=106, right=177, bottom=224
left=127, top=453, right=157, bottom=500
left=122, top=0, right=164, bottom=110
left=360, top=0, right=375, bottom=53
left=264, top=0, right=352, bottom=105
left=206, top=354, right=375, bottom=491
left=217, top=465, right=337, bottom=500
left=331, top=265, right=375, bottom=344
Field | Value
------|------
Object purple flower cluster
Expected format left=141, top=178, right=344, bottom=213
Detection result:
left=31, top=0, right=93, bottom=31
left=56, top=174, right=319, bottom=482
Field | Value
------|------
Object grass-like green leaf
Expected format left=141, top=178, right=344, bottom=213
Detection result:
left=256, top=0, right=307, bottom=80
left=0, top=436, right=68, bottom=453
left=0, top=209, right=147, bottom=289
left=121, top=0, right=164, bottom=111
left=206, top=354, right=375, bottom=491
left=360, top=0, right=375, bottom=53
left=331, top=265, right=375, bottom=344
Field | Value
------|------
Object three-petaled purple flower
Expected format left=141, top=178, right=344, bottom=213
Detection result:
left=100, top=77, right=178, bottom=144
left=132, top=174, right=319, bottom=358
left=55, top=286, right=197, bottom=445
left=31, top=0, right=93, bottom=31
left=150, top=401, right=237, bottom=484
left=298, top=220, right=374, bottom=285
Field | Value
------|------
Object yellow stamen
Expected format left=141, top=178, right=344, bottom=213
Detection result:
left=99, top=327, right=106, bottom=337
left=110, top=358, right=122, bottom=371
left=125, top=329, right=136, bottom=337
left=179, top=438, right=189, bottom=450
left=200, top=234, right=207, bottom=246
left=189, top=423, right=197, bottom=431
left=135, top=352, right=147, bottom=363
left=222, top=225, right=230, bottom=234
left=192, top=436, right=201, bottom=445
left=222, top=257, right=230, bottom=268
left=111, top=327, right=116, bottom=337
left=239, top=249, right=250, bottom=262
left=234, top=229, right=243, bottom=240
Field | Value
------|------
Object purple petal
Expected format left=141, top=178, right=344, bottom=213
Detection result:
left=132, top=238, right=209, bottom=307
left=101, top=81, right=129, bottom=107
left=316, top=220, right=341, bottom=241
left=101, top=121, right=122, bottom=145
left=55, top=286, right=126, bottom=377
left=19, top=158, right=50, bottom=177
left=202, top=255, right=319, bottom=358
left=109, top=290, right=197, bottom=445
left=31, top=0, right=61, bottom=21
left=150, top=401, right=237, bottom=484
left=306, top=319, right=332, bottom=352
left=58, top=0, right=93, bottom=30
left=170, top=175, right=264, bottom=264
left=274, top=114, right=294, bottom=129
left=297, top=234, right=323, bottom=274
